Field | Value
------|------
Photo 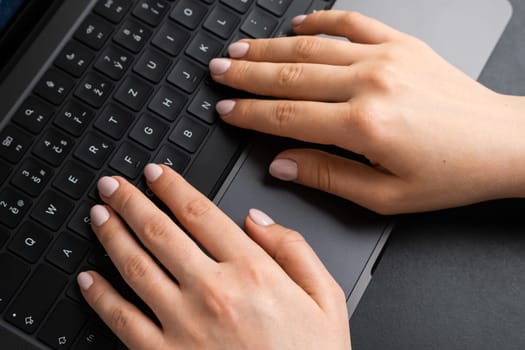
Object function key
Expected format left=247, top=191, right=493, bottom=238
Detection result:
left=0, top=253, right=30, bottom=313
left=113, top=19, right=152, bottom=53
left=169, top=116, right=209, bottom=153
left=46, top=233, right=90, bottom=274
left=0, top=124, right=33, bottom=164
left=75, top=72, right=114, bottom=108
left=129, top=113, right=169, bottom=150
left=94, top=103, right=135, bottom=140
left=148, top=85, right=187, bottom=121
left=11, top=158, right=53, bottom=197
left=94, top=0, right=132, bottom=23
left=109, top=141, right=150, bottom=179
left=54, top=99, right=94, bottom=137
left=257, top=0, right=292, bottom=16
left=74, top=132, right=115, bottom=169
left=34, top=68, right=75, bottom=105
left=221, top=0, right=254, bottom=13
left=0, top=187, right=32, bottom=228
left=32, top=128, right=74, bottom=166
left=94, top=44, right=133, bottom=80
left=8, top=221, right=53, bottom=263
left=53, top=160, right=95, bottom=200
left=54, top=41, right=95, bottom=77
left=12, top=96, right=54, bottom=134
left=31, top=190, right=75, bottom=231
left=167, top=58, right=206, bottom=93
left=170, top=0, right=208, bottom=29
left=133, top=0, right=169, bottom=27
left=134, top=48, right=171, bottom=83
left=152, top=21, right=190, bottom=56
left=241, top=8, right=278, bottom=38
left=203, top=5, right=241, bottom=39
left=185, top=32, right=223, bottom=65
left=74, top=14, right=113, bottom=50
left=113, top=75, right=153, bottom=111
left=154, top=144, right=190, bottom=174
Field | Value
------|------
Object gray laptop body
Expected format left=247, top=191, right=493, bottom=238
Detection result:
left=0, top=0, right=512, bottom=348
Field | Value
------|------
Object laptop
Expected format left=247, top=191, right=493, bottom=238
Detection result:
left=0, top=0, right=512, bottom=348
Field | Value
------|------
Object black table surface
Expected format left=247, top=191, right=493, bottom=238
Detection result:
left=351, top=1, right=525, bottom=349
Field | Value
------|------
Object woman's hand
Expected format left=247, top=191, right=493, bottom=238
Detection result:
left=210, top=10, right=525, bottom=214
left=78, top=164, right=351, bottom=350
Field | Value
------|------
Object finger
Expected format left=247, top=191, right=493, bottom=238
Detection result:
left=96, top=176, right=214, bottom=282
left=244, top=209, right=347, bottom=314
left=77, top=271, right=164, bottom=350
left=228, top=36, right=370, bottom=65
left=269, top=149, right=403, bottom=214
left=144, top=164, right=266, bottom=263
left=293, top=10, right=401, bottom=44
left=90, top=204, right=180, bottom=321
left=210, top=58, right=352, bottom=101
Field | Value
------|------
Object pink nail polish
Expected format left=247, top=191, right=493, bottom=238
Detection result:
left=97, top=176, right=119, bottom=197
left=77, top=272, right=94, bottom=291
left=228, top=41, right=250, bottom=58
left=216, top=100, right=236, bottom=115
left=249, top=208, right=275, bottom=227
left=269, top=159, right=298, bottom=181
left=90, top=205, right=110, bottom=227
left=209, top=58, right=231, bottom=75
left=144, top=163, right=163, bottom=182
left=292, top=15, right=307, bottom=26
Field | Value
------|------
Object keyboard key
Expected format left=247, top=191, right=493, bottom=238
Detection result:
left=186, top=32, right=223, bottom=65
left=221, top=0, right=254, bottom=13
left=38, top=299, right=88, bottom=349
left=148, top=85, right=187, bottom=121
left=46, top=233, right=90, bottom=274
left=0, top=124, right=33, bottom=163
left=130, top=113, right=169, bottom=150
left=241, top=8, right=278, bottom=38
left=31, top=190, right=75, bottom=231
left=94, top=0, right=132, bottom=23
left=12, top=95, right=54, bottom=134
left=167, top=58, right=206, bottom=93
left=0, top=187, right=32, bottom=228
left=114, top=19, right=152, bottom=53
left=88, top=246, right=118, bottom=276
left=134, top=48, right=171, bottom=83
left=153, top=144, right=190, bottom=173
left=152, top=21, right=190, bottom=56
left=11, top=158, right=53, bottom=197
left=68, top=201, right=96, bottom=241
left=6, top=264, right=68, bottom=334
left=94, top=103, right=135, bottom=140
left=34, top=68, right=75, bottom=105
left=54, top=100, right=94, bottom=137
left=169, top=116, right=209, bottom=153
left=75, top=72, right=114, bottom=108
left=187, top=85, right=222, bottom=124
left=0, top=253, right=30, bottom=313
left=257, top=0, right=292, bottom=16
left=73, top=325, right=116, bottom=350
left=170, top=0, right=208, bottom=29
left=95, top=44, right=133, bottom=80
left=109, top=141, right=150, bottom=179
left=75, top=14, right=113, bottom=50
left=132, top=0, right=169, bottom=26
left=8, top=221, right=53, bottom=263
left=54, top=40, right=95, bottom=77
left=74, top=132, right=115, bottom=169
left=113, top=75, right=153, bottom=111
left=53, top=160, right=95, bottom=199
left=32, top=128, right=74, bottom=166
left=204, top=5, right=241, bottom=39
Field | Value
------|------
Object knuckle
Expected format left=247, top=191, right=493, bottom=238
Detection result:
left=230, top=61, right=251, bottom=86
left=370, top=186, right=403, bottom=215
left=277, top=63, right=303, bottom=87
left=109, top=307, right=131, bottom=334
left=294, top=37, right=321, bottom=60
left=200, top=274, right=237, bottom=321
left=273, top=229, right=306, bottom=265
left=364, top=64, right=397, bottom=92
left=123, top=254, right=149, bottom=282
left=272, top=101, right=297, bottom=129
left=344, top=99, right=378, bottom=136
left=141, top=218, right=169, bottom=242
left=312, top=159, right=334, bottom=193
left=341, top=11, right=363, bottom=29
left=182, top=196, right=212, bottom=223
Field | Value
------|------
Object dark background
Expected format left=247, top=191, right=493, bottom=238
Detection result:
left=351, top=1, right=525, bottom=349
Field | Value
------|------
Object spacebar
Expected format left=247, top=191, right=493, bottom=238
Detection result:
left=185, top=123, right=243, bottom=198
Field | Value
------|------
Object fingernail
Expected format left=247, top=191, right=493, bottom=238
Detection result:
left=292, top=15, right=307, bottom=26
left=144, top=163, right=163, bottom=182
left=216, top=100, right=236, bottom=115
left=77, top=272, right=94, bottom=291
left=209, top=58, right=231, bottom=75
left=97, top=176, right=119, bottom=197
left=269, top=159, right=298, bottom=181
left=228, top=41, right=250, bottom=58
left=249, top=208, right=275, bottom=227
left=90, top=205, right=110, bottom=227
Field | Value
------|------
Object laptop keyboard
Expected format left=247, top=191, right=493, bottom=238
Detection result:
left=0, top=0, right=331, bottom=348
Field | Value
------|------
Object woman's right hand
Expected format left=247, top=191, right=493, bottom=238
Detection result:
left=210, top=10, right=525, bottom=214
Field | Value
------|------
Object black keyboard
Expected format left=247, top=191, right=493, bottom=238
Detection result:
left=0, top=0, right=331, bottom=348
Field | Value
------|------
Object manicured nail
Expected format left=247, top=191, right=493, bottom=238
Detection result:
left=97, top=176, right=119, bottom=197
left=144, top=163, right=163, bottom=182
left=77, top=272, right=94, bottom=291
left=249, top=208, right=275, bottom=227
left=228, top=41, right=250, bottom=58
left=90, top=205, right=110, bottom=227
left=292, top=15, right=307, bottom=26
left=216, top=100, right=236, bottom=115
left=269, top=159, right=298, bottom=181
left=209, top=58, right=232, bottom=75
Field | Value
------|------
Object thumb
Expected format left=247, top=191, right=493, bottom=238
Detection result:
left=244, top=209, right=346, bottom=314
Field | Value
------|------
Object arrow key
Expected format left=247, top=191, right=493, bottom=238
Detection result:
left=47, top=232, right=90, bottom=274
